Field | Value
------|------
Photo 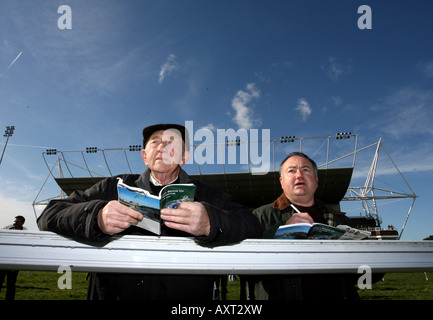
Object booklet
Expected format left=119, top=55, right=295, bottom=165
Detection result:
left=274, top=223, right=370, bottom=240
left=117, top=178, right=196, bottom=235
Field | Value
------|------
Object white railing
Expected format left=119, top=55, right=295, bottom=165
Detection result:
left=1, top=230, right=433, bottom=275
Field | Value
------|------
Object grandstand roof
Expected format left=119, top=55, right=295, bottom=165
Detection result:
left=55, top=167, right=353, bottom=208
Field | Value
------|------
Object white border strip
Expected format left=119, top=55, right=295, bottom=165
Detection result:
left=1, top=230, right=433, bottom=274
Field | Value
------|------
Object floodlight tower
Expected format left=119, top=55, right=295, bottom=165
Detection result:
left=0, top=126, right=15, bottom=166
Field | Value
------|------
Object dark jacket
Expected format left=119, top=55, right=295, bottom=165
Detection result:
left=38, top=168, right=262, bottom=300
left=252, top=193, right=360, bottom=300
left=253, top=193, right=352, bottom=238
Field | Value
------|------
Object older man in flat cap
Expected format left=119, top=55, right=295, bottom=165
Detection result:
left=38, top=123, right=262, bottom=300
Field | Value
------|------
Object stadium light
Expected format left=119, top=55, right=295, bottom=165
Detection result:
left=280, top=136, right=295, bottom=143
left=46, top=149, right=58, bottom=155
left=336, top=132, right=352, bottom=140
left=0, top=126, right=15, bottom=166
left=86, top=147, right=98, bottom=153
left=3, top=126, right=15, bottom=138
left=226, top=139, right=241, bottom=147
left=129, top=145, right=142, bottom=151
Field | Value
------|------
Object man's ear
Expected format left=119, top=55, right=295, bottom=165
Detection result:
left=180, top=151, right=191, bottom=167
left=141, top=149, right=148, bottom=166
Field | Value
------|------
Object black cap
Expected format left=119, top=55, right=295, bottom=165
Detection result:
left=142, top=123, right=189, bottom=150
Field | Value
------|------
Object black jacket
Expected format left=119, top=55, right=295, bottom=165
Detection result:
left=38, top=168, right=262, bottom=300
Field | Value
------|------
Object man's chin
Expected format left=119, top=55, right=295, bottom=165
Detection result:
left=293, top=186, right=307, bottom=194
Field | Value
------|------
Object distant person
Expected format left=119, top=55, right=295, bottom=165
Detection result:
left=213, top=275, right=228, bottom=300
left=3, top=215, right=27, bottom=231
left=253, top=152, right=360, bottom=300
left=1, top=215, right=26, bottom=300
left=38, top=123, right=262, bottom=300
left=240, top=276, right=256, bottom=300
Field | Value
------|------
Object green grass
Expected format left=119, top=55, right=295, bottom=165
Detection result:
left=0, top=271, right=88, bottom=300
left=357, top=272, right=433, bottom=300
left=213, top=273, right=433, bottom=300
left=1, top=271, right=432, bottom=300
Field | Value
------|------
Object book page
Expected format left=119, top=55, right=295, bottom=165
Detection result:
left=274, top=223, right=312, bottom=239
left=117, top=179, right=161, bottom=235
left=160, top=184, right=196, bottom=209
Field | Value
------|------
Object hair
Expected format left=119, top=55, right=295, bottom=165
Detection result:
left=14, top=215, right=25, bottom=223
left=279, top=152, right=318, bottom=177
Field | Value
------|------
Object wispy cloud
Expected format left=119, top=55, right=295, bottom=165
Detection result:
left=372, top=87, right=433, bottom=138
left=0, top=49, right=22, bottom=77
left=366, top=87, right=433, bottom=175
left=231, top=83, right=261, bottom=129
left=322, top=56, right=350, bottom=81
left=419, top=61, right=433, bottom=78
left=200, top=123, right=217, bottom=131
left=2, top=3, right=159, bottom=96
left=295, top=98, right=312, bottom=121
left=158, top=54, right=178, bottom=84
left=331, top=96, right=343, bottom=106
left=7, top=50, right=22, bottom=69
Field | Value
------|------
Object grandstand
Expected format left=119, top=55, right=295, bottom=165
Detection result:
left=33, top=133, right=417, bottom=239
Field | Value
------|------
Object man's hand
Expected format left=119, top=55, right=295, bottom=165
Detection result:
left=285, top=212, right=314, bottom=225
left=97, top=200, right=143, bottom=235
left=160, top=202, right=210, bottom=237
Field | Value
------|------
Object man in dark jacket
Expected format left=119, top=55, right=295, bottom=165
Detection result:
left=253, top=152, right=360, bottom=300
left=38, top=123, right=262, bottom=300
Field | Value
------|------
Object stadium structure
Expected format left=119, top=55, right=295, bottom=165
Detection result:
left=33, top=133, right=417, bottom=240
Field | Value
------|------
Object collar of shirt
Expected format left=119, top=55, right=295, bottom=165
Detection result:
left=149, top=174, right=178, bottom=186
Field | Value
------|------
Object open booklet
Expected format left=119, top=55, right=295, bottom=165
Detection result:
left=274, top=223, right=371, bottom=240
left=117, top=178, right=196, bottom=235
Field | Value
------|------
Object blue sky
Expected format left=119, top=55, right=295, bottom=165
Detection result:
left=1, top=0, right=433, bottom=240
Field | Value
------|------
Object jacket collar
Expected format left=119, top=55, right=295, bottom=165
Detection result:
left=273, top=192, right=345, bottom=216
left=273, top=192, right=294, bottom=211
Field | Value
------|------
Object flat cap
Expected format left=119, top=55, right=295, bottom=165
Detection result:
left=142, top=123, right=189, bottom=150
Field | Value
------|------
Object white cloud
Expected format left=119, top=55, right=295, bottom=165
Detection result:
left=365, top=86, right=433, bottom=177
left=6, top=51, right=22, bottom=71
left=420, top=61, right=433, bottom=78
left=322, top=57, right=350, bottom=81
left=295, top=98, right=312, bottom=121
left=231, top=83, right=261, bottom=130
left=331, top=96, right=343, bottom=106
left=0, top=193, right=37, bottom=230
left=199, top=123, right=217, bottom=131
left=158, top=54, right=178, bottom=84
left=373, top=87, right=433, bottom=138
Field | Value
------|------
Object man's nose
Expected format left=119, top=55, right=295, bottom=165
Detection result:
left=160, top=141, right=176, bottom=154
left=157, top=140, right=170, bottom=149
left=295, top=169, right=304, bottom=178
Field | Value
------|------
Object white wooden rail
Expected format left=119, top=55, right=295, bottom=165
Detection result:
left=1, top=230, right=433, bottom=275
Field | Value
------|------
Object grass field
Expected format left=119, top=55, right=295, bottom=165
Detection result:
left=1, top=271, right=432, bottom=300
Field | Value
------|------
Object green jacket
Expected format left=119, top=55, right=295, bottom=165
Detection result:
left=252, top=193, right=359, bottom=300
left=253, top=192, right=353, bottom=238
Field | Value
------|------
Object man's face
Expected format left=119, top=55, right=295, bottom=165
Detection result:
left=141, top=129, right=186, bottom=173
left=279, top=155, right=318, bottom=204
left=13, top=218, right=24, bottom=229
